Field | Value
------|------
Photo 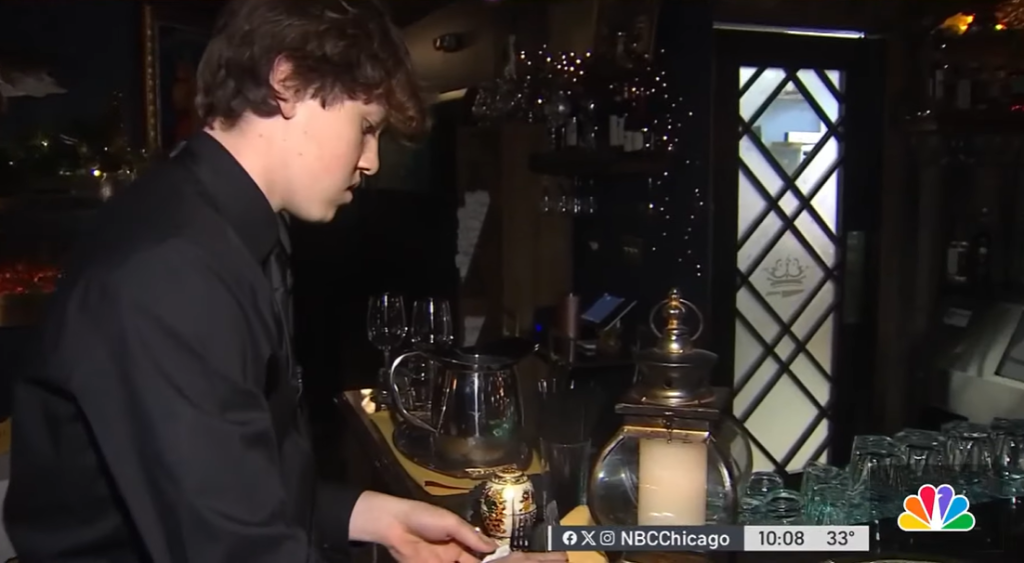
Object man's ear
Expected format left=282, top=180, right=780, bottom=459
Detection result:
left=269, top=55, right=300, bottom=120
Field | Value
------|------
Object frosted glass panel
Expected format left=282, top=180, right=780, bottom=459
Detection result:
left=750, top=231, right=824, bottom=322
left=734, top=320, right=761, bottom=383
left=740, top=68, right=785, bottom=121
left=733, top=65, right=844, bottom=473
left=744, top=375, right=818, bottom=471
left=734, top=353, right=781, bottom=417
left=740, top=135, right=785, bottom=198
left=790, top=418, right=830, bottom=472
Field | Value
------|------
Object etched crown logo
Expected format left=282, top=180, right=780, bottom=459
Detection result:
left=764, top=257, right=807, bottom=287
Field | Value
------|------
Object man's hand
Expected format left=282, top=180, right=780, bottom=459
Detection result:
left=350, top=491, right=496, bottom=562
left=348, top=492, right=569, bottom=563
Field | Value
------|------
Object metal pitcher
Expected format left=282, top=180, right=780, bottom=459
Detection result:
left=388, top=338, right=537, bottom=469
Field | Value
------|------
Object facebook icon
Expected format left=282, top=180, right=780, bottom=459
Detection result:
left=562, top=531, right=578, bottom=546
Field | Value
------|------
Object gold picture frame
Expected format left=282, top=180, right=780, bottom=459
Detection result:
left=141, top=2, right=215, bottom=154
left=593, top=0, right=661, bottom=58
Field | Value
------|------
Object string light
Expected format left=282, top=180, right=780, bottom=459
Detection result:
left=484, top=44, right=708, bottom=301
left=484, top=46, right=688, bottom=147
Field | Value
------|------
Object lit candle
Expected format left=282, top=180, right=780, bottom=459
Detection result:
left=637, top=436, right=707, bottom=525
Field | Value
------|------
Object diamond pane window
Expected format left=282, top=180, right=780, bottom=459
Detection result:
left=734, top=66, right=844, bottom=473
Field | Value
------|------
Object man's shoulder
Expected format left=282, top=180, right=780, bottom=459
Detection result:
left=70, top=163, right=242, bottom=285
left=56, top=239, right=234, bottom=319
left=98, top=238, right=227, bottom=288
left=99, top=158, right=204, bottom=234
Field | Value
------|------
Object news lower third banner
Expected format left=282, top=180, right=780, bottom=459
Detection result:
left=548, top=526, right=871, bottom=552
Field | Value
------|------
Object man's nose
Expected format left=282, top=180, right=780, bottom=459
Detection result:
left=358, top=148, right=379, bottom=177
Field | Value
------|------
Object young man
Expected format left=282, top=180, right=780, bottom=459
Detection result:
left=2, top=1, right=566, bottom=562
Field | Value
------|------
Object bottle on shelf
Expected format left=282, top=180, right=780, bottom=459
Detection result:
left=970, top=62, right=992, bottom=113
left=622, top=90, right=646, bottom=153
left=606, top=33, right=631, bottom=150
left=942, top=59, right=962, bottom=112
left=564, top=116, right=579, bottom=148
left=988, top=66, right=1008, bottom=113
left=926, top=27, right=952, bottom=114
left=954, top=62, right=973, bottom=111
left=971, top=207, right=993, bottom=292
left=580, top=100, right=597, bottom=150
left=946, top=239, right=971, bottom=287
left=613, top=30, right=634, bottom=69
left=929, top=60, right=948, bottom=112
left=607, top=82, right=628, bottom=149
left=946, top=215, right=971, bottom=289
left=1008, top=68, right=1024, bottom=111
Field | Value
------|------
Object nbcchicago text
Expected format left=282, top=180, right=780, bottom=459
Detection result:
left=621, top=529, right=732, bottom=550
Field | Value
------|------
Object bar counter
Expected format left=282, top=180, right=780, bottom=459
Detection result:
left=336, top=391, right=1024, bottom=563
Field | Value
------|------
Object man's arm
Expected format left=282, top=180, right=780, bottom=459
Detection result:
left=64, top=243, right=344, bottom=563
left=315, top=481, right=363, bottom=549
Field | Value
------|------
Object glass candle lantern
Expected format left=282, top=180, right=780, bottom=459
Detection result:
left=588, top=289, right=751, bottom=559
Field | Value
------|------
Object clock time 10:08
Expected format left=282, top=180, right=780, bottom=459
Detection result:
left=757, top=530, right=805, bottom=547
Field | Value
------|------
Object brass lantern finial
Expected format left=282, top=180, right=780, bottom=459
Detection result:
left=627, top=289, right=716, bottom=409
left=656, top=288, right=693, bottom=356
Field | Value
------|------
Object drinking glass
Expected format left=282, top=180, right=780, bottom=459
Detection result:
left=406, top=298, right=453, bottom=413
left=800, top=461, right=844, bottom=500
left=539, top=438, right=592, bottom=521
left=761, top=489, right=804, bottom=524
left=410, top=298, right=453, bottom=347
left=744, top=471, right=784, bottom=500
left=942, top=421, right=994, bottom=500
left=367, top=293, right=407, bottom=404
left=572, top=196, right=584, bottom=216
left=557, top=195, right=571, bottom=215
left=991, top=424, right=1024, bottom=498
left=804, top=484, right=849, bottom=525
left=737, top=467, right=774, bottom=523
left=893, top=428, right=945, bottom=491
left=540, top=190, right=553, bottom=214
left=992, top=418, right=1024, bottom=434
left=848, top=435, right=901, bottom=520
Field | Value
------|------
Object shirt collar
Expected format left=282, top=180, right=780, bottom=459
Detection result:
left=174, top=132, right=280, bottom=263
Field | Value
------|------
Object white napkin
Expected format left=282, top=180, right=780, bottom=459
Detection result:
left=481, top=544, right=512, bottom=562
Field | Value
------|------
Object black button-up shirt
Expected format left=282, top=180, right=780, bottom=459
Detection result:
left=4, top=133, right=361, bottom=563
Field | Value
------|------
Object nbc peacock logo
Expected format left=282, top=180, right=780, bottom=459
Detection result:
left=897, top=484, right=976, bottom=532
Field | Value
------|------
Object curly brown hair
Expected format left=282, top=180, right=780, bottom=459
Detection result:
left=195, top=0, right=426, bottom=138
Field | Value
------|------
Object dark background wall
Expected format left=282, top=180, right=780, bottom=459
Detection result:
left=0, top=0, right=462, bottom=399
left=0, top=0, right=144, bottom=145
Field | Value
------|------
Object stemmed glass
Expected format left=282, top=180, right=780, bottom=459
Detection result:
left=405, top=299, right=453, bottom=415
left=410, top=298, right=454, bottom=348
left=367, top=293, right=407, bottom=405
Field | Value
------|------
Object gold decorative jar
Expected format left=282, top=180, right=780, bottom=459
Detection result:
left=480, top=468, right=537, bottom=539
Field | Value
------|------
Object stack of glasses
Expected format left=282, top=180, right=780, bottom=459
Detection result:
left=737, top=417, right=1024, bottom=526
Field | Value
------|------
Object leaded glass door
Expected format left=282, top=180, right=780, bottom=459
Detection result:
left=711, top=29, right=880, bottom=475
left=734, top=66, right=842, bottom=474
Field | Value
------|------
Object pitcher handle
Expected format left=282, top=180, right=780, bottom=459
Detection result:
left=388, top=350, right=437, bottom=433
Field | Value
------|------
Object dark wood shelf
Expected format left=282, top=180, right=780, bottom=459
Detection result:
left=905, top=111, right=1024, bottom=135
left=931, top=30, right=1024, bottom=66
left=529, top=150, right=672, bottom=177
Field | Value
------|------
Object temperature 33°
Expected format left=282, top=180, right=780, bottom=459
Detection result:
left=743, top=526, right=870, bottom=551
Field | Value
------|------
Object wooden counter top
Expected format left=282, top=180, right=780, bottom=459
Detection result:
left=336, top=390, right=1024, bottom=563
left=337, top=390, right=474, bottom=515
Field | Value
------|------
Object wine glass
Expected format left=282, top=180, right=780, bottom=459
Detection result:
left=406, top=298, right=453, bottom=414
left=410, top=298, right=453, bottom=348
left=582, top=196, right=597, bottom=215
left=367, top=293, right=407, bottom=404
